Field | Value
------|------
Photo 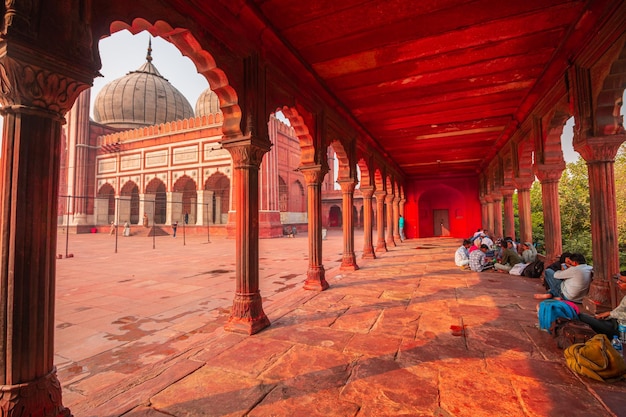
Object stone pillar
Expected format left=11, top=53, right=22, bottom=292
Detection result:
left=65, top=89, right=91, bottom=225
left=576, top=136, right=624, bottom=311
left=385, top=193, right=396, bottom=247
left=535, top=164, right=565, bottom=263
left=479, top=197, right=488, bottom=230
left=485, top=196, right=495, bottom=235
left=492, top=193, right=503, bottom=239
left=301, top=165, right=330, bottom=290
left=222, top=137, right=271, bottom=334
left=0, top=56, right=90, bottom=416
left=360, top=187, right=376, bottom=259
left=501, top=188, right=516, bottom=240
left=338, top=179, right=359, bottom=271
left=374, top=191, right=388, bottom=252
left=514, top=178, right=534, bottom=244
left=392, top=196, right=401, bottom=242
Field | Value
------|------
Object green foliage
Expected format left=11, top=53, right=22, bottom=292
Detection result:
left=558, top=158, right=592, bottom=263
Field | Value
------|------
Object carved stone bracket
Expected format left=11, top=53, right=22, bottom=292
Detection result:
left=574, top=135, right=626, bottom=163
left=0, top=56, right=90, bottom=116
left=222, top=136, right=271, bottom=169
left=534, top=163, right=565, bottom=183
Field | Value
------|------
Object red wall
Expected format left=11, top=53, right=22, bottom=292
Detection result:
left=404, top=176, right=481, bottom=239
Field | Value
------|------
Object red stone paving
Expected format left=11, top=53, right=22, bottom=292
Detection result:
left=54, top=230, right=626, bottom=417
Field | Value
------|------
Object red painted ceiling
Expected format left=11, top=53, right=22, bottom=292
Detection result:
left=188, top=0, right=618, bottom=178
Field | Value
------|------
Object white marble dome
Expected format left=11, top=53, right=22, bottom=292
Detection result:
left=93, top=43, right=194, bottom=129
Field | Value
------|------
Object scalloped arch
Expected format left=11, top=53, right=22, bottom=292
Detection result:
left=107, top=19, right=242, bottom=138
left=280, top=106, right=317, bottom=166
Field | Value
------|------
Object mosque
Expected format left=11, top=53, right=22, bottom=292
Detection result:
left=58, top=42, right=351, bottom=238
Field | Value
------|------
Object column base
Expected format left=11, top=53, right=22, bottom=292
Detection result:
left=375, top=241, right=388, bottom=253
left=225, top=292, right=270, bottom=335
left=304, top=265, right=329, bottom=291
left=386, top=238, right=396, bottom=247
left=362, top=246, right=376, bottom=259
left=0, top=368, right=71, bottom=417
left=340, top=253, right=359, bottom=271
left=581, top=279, right=613, bottom=314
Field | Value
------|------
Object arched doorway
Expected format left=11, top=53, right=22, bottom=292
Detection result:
left=120, top=181, right=140, bottom=225
left=146, top=178, right=167, bottom=225
left=97, top=183, right=116, bottom=224
left=329, top=205, right=342, bottom=227
left=205, top=172, right=230, bottom=224
left=173, top=175, right=198, bottom=224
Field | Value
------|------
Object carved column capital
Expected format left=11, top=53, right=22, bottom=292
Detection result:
left=384, top=193, right=394, bottom=204
left=360, top=186, right=375, bottom=199
left=222, top=136, right=271, bottom=169
left=300, top=164, right=328, bottom=185
left=534, top=163, right=565, bottom=183
left=513, top=177, right=534, bottom=191
left=337, top=178, right=357, bottom=194
left=0, top=55, right=90, bottom=117
left=574, top=135, right=626, bottom=164
left=499, top=187, right=515, bottom=197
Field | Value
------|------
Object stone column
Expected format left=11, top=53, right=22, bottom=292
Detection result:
left=374, top=191, right=388, bottom=252
left=0, top=56, right=90, bottom=416
left=301, top=165, right=330, bottom=290
left=65, top=89, right=91, bottom=225
left=479, top=197, right=488, bottom=230
left=222, top=137, right=271, bottom=334
left=360, top=187, right=376, bottom=259
left=535, top=164, right=565, bottom=263
left=338, top=179, right=359, bottom=271
left=392, top=195, right=401, bottom=242
left=492, top=193, right=503, bottom=239
left=514, top=178, right=534, bottom=244
left=576, top=136, right=624, bottom=311
left=485, top=196, right=495, bottom=235
left=501, top=188, right=516, bottom=240
left=385, top=193, right=396, bottom=247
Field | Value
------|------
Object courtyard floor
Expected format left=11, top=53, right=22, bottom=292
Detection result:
left=54, top=229, right=626, bottom=417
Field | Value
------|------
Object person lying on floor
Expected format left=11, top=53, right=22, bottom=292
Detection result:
left=578, top=272, right=626, bottom=338
left=534, top=253, right=592, bottom=303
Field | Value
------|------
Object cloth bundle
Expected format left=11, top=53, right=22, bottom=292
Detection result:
left=564, top=334, right=626, bottom=381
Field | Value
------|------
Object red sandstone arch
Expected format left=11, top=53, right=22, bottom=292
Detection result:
left=374, top=169, right=384, bottom=191
left=290, top=180, right=305, bottom=213
left=329, top=140, right=352, bottom=181
left=106, top=19, right=242, bottom=138
left=356, top=157, right=373, bottom=188
left=281, top=106, right=318, bottom=166
left=278, top=176, right=288, bottom=212
left=592, top=36, right=626, bottom=136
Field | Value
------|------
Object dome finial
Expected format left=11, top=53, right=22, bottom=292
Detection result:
left=146, top=37, right=153, bottom=63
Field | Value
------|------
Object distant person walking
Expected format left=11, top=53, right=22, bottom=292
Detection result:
left=172, top=221, right=178, bottom=238
left=123, top=221, right=130, bottom=237
left=109, top=221, right=116, bottom=236
left=143, top=213, right=149, bottom=228
left=398, top=215, right=405, bottom=242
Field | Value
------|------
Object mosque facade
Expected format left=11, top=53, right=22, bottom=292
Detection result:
left=58, top=44, right=322, bottom=238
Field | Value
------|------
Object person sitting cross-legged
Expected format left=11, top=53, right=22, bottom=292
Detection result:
left=455, top=239, right=472, bottom=269
left=534, top=253, right=593, bottom=303
left=494, top=239, right=523, bottom=273
left=578, top=271, right=626, bottom=338
left=469, top=244, right=494, bottom=272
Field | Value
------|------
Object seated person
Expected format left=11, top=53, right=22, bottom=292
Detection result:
left=469, top=244, right=494, bottom=272
left=546, top=252, right=572, bottom=272
left=494, top=240, right=523, bottom=272
left=579, top=272, right=626, bottom=338
left=455, top=239, right=472, bottom=268
left=534, top=253, right=592, bottom=303
left=468, top=237, right=482, bottom=254
left=521, top=242, right=538, bottom=263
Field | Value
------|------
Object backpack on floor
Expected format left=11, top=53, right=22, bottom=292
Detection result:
left=522, top=260, right=544, bottom=278
left=550, top=317, right=597, bottom=349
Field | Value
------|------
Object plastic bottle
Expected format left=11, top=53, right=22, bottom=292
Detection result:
left=611, top=335, right=623, bottom=357
left=618, top=320, right=626, bottom=344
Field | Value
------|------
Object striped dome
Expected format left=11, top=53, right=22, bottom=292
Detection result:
left=195, top=88, right=222, bottom=117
